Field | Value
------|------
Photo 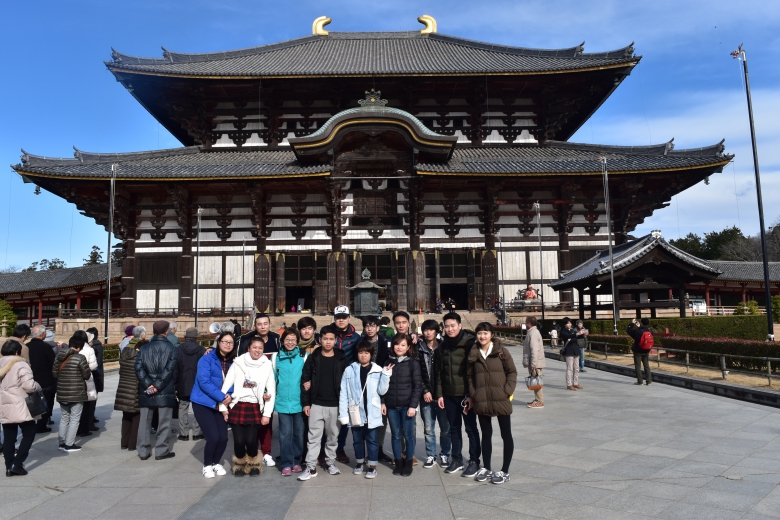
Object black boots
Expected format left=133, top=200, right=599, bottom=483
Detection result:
left=402, top=458, right=413, bottom=477
left=393, top=459, right=403, bottom=475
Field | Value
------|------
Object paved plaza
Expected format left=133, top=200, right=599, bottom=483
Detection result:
left=3, top=345, right=780, bottom=520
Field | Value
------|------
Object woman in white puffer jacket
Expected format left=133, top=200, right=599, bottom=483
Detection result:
left=220, top=336, right=276, bottom=476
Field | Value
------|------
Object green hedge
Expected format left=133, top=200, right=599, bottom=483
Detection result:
left=104, top=345, right=121, bottom=361
left=661, top=336, right=780, bottom=373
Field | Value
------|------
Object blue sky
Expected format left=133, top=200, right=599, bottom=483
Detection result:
left=2, top=0, right=778, bottom=270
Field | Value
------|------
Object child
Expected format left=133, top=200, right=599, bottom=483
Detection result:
left=382, top=334, right=423, bottom=477
left=338, top=340, right=390, bottom=479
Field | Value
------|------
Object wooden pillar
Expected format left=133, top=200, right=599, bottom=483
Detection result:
left=589, top=290, right=597, bottom=319
left=558, top=232, right=573, bottom=304
left=76, top=291, right=82, bottom=311
left=254, top=249, right=271, bottom=314
left=407, top=180, right=425, bottom=312
left=37, top=295, right=43, bottom=325
left=180, top=234, right=193, bottom=314
left=679, top=286, right=687, bottom=317
left=353, top=252, right=362, bottom=286
left=705, top=283, right=711, bottom=315
left=466, top=250, right=476, bottom=310
left=120, top=213, right=136, bottom=312
left=482, top=249, right=498, bottom=311
left=578, top=288, right=585, bottom=320
left=275, top=253, right=286, bottom=314
left=434, top=250, right=441, bottom=310
left=741, top=284, right=747, bottom=303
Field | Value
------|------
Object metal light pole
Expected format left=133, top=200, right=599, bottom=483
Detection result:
left=242, top=236, right=246, bottom=319
left=194, top=207, right=203, bottom=329
left=498, top=228, right=507, bottom=325
left=600, top=157, right=618, bottom=335
left=534, top=202, right=545, bottom=320
left=104, top=164, right=116, bottom=344
left=732, top=45, right=774, bottom=341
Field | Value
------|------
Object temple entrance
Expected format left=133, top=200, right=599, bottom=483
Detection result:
left=285, top=286, right=313, bottom=312
left=440, top=283, right=469, bottom=311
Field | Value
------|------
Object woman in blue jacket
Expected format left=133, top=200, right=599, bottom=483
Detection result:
left=190, top=331, right=236, bottom=478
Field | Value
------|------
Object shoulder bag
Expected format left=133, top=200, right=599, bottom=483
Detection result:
left=26, top=390, right=49, bottom=417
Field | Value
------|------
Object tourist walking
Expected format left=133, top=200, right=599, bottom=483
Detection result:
left=52, top=335, right=91, bottom=452
left=627, top=318, right=653, bottom=385
left=560, top=318, right=582, bottom=390
left=175, top=327, right=206, bottom=441
left=221, top=336, right=275, bottom=477
left=114, top=335, right=141, bottom=450
left=468, top=323, right=517, bottom=484
left=273, top=329, right=308, bottom=476
left=27, top=325, right=56, bottom=432
left=434, top=312, right=480, bottom=476
left=298, top=327, right=349, bottom=481
left=190, top=330, right=235, bottom=478
left=418, top=319, right=451, bottom=469
left=0, top=340, right=42, bottom=476
left=522, top=316, right=546, bottom=409
left=134, top=321, right=178, bottom=461
left=382, top=334, right=423, bottom=477
left=338, top=340, right=390, bottom=479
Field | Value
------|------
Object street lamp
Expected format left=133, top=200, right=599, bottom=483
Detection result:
left=104, top=164, right=116, bottom=344
left=534, top=202, right=545, bottom=320
left=600, top=157, right=618, bottom=335
left=194, top=207, right=203, bottom=329
left=731, top=44, right=774, bottom=341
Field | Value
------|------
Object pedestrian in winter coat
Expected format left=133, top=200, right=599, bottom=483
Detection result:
left=434, top=312, right=480, bottom=477
left=418, top=319, right=451, bottom=468
left=114, top=340, right=141, bottom=450
left=467, top=323, right=517, bottom=485
left=166, top=321, right=180, bottom=347
left=27, top=325, right=56, bottom=432
left=522, top=316, right=546, bottom=408
left=272, top=329, right=308, bottom=476
left=0, top=340, right=42, bottom=476
left=9, top=324, right=31, bottom=361
left=338, top=341, right=390, bottom=479
left=382, top=334, right=423, bottom=477
left=190, top=331, right=236, bottom=478
left=627, top=318, right=653, bottom=385
left=220, top=336, right=275, bottom=477
left=175, top=327, right=206, bottom=441
left=134, top=320, right=178, bottom=460
left=52, top=335, right=91, bottom=452
left=560, top=318, right=581, bottom=391
left=119, top=325, right=136, bottom=352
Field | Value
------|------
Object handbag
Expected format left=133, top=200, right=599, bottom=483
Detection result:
left=348, top=376, right=370, bottom=426
left=525, top=369, right=544, bottom=391
left=25, top=390, right=49, bottom=417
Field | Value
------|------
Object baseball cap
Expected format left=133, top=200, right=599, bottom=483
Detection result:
left=334, top=305, right=350, bottom=317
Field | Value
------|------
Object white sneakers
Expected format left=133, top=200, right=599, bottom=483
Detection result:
left=263, top=454, right=276, bottom=467
left=203, top=464, right=227, bottom=478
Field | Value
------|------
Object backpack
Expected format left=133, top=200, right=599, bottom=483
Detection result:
left=638, top=331, right=654, bottom=351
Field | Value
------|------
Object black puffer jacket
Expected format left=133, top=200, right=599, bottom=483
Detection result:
left=300, top=347, right=349, bottom=408
left=52, top=349, right=91, bottom=403
left=382, top=355, right=423, bottom=409
left=434, top=331, right=476, bottom=398
left=28, top=338, right=56, bottom=389
left=114, top=346, right=140, bottom=413
left=134, top=334, right=178, bottom=408
left=91, top=339, right=105, bottom=393
left=174, top=339, right=206, bottom=399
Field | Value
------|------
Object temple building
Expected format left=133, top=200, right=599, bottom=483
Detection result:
left=11, top=16, right=732, bottom=317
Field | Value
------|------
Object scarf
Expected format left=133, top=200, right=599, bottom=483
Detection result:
left=298, top=335, right=316, bottom=354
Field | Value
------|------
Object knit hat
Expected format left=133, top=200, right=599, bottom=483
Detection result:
left=185, top=327, right=199, bottom=339
left=124, top=325, right=136, bottom=336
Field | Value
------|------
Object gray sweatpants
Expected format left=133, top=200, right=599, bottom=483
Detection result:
left=137, top=407, right=173, bottom=458
left=305, top=405, right=340, bottom=469
left=58, top=402, right=83, bottom=447
left=178, top=400, right=201, bottom=437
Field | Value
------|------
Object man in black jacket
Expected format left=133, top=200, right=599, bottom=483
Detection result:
left=627, top=318, right=653, bottom=385
left=238, top=313, right=280, bottom=356
left=86, top=328, right=104, bottom=424
left=28, top=325, right=56, bottom=432
left=298, top=327, right=350, bottom=481
left=174, top=327, right=206, bottom=441
left=134, top=320, right=178, bottom=460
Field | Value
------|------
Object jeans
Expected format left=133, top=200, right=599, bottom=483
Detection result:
left=2, top=421, right=36, bottom=470
left=233, top=423, right=259, bottom=459
left=420, top=401, right=451, bottom=458
left=192, top=403, right=229, bottom=466
left=58, top=401, right=83, bottom=447
left=634, top=353, right=652, bottom=384
left=351, top=425, right=379, bottom=466
left=386, top=406, right=416, bottom=460
left=579, top=347, right=585, bottom=370
left=443, top=395, right=480, bottom=465
left=278, top=412, right=304, bottom=468
left=478, top=414, right=514, bottom=473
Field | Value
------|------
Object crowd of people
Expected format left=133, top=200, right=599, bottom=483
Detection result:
left=0, top=307, right=654, bottom=481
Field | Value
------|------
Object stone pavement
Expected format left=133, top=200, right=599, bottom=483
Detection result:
left=3, top=345, right=780, bottom=520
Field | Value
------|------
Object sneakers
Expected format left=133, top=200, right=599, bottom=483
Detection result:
left=445, top=460, right=464, bottom=474
left=58, top=444, right=66, bottom=452
left=281, top=467, right=292, bottom=477
left=491, top=471, right=510, bottom=484
left=365, top=466, right=377, bottom=479
left=298, top=467, right=317, bottom=480
left=423, top=456, right=437, bottom=469
left=63, top=445, right=82, bottom=452
left=462, top=461, right=480, bottom=478
left=212, top=463, right=227, bottom=476
left=353, top=463, right=364, bottom=475
left=263, top=454, right=276, bottom=467
left=292, top=465, right=303, bottom=473
left=336, top=450, right=350, bottom=464
left=440, top=455, right=450, bottom=468
left=203, top=465, right=216, bottom=478
left=527, top=401, right=544, bottom=409
left=327, top=463, right=341, bottom=475
left=475, top=468, right=492, bottom=482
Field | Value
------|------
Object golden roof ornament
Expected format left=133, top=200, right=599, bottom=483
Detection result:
left=417, top=14, right=437, bottom=34
left=312, top=16, right=332, bottom=36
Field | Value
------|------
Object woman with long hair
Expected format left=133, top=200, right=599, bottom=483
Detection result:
left=190, top=331, right=236, bottom=478
left=467, top=322, right=517, bottom=484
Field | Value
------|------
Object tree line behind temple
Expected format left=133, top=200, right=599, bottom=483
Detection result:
left=669, top=218, right=780, bottom=262
left=0, top=246, right=122, bottom=274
